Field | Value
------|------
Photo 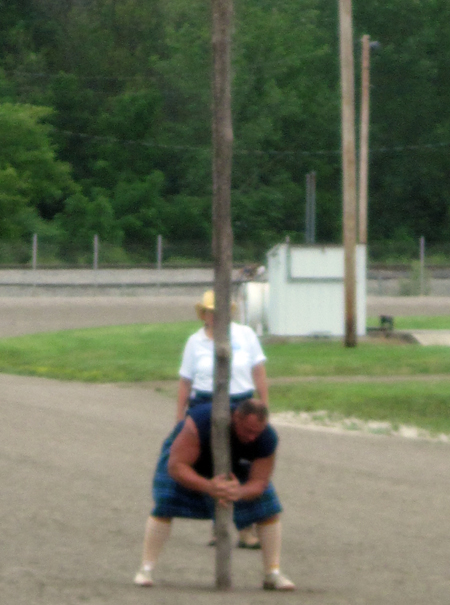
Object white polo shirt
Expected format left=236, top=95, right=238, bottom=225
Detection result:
left=179, top=322, right=266, bottom=396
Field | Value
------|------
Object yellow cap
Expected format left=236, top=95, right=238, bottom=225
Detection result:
left=195, top=290, right=236, bottom=319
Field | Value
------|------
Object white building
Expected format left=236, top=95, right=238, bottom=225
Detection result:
left=266, top=243, right=367, bottom=337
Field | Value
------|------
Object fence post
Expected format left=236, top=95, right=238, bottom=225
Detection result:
left=93, top=234, right=99, bottom=271
left=157, top=235, right=163, bottom=270
left=310, top=171, right=316, bottom=244
left=419, top=236, right=425, bottom=296
left=32, top=233, right=38, bottom=270
left=305, top=172, right=316, bottom=244
left=305, top=173, right=311, bottom=243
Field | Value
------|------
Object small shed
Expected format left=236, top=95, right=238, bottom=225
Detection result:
left=267, top=243, right=366, bottom=337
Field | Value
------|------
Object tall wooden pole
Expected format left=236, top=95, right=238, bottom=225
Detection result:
left=211, top=0, right=233, bottom=590
left=338, top=0, right=357, bottom=347
left=358, top=34, right=370, bottom=245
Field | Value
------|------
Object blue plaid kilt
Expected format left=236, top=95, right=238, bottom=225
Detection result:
left=151, top=423, right=282, bottom=530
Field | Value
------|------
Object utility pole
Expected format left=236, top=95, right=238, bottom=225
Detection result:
left=211, top=0, right=233, bottom=590
left=338, top=0, right=357, bottom=347
left=358, top=34, right=370, bottom=245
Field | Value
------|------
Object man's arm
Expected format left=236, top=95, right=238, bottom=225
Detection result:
left=168, top=418, right=235, bottom=505
left=236, top=454, right=275, bottom=500
left=167, top=417, right=213, bottom=494
left=216, top=454, right=276, bottom=504
left=168, top=416, right=276, bottom=505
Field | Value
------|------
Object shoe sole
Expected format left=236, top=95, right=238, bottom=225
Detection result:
left=263, top=582, right=295, bottom=591
left=134, top=574, right=153, bottom=587
left=237, top=541, right=261, bottom=550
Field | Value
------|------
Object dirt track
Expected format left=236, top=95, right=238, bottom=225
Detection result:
left=1, top=295, right=450, bottom=604
left=0, top=294, right=448, bottom=338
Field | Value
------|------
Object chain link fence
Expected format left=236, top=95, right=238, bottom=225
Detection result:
left=0, top=237, right=212, bottom=268
left=0, top=235, right=275, bottom=268
left=1, top=235, right=450, bottom=296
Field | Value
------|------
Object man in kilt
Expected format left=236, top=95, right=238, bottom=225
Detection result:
left=134, top=399, right=295, bottom=591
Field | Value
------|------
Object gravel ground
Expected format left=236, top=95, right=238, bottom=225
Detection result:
left=0, top=294, right=448, bottom=338
left=2, top=373, right=450, bottom=605
left=366, top=295, right=450, bottom=317
left=2, top=294, right=450, bottom=605
left=0, top=295, right=199, bottom=337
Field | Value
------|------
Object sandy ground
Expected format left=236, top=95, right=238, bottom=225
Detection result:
left=0, top=296, right=200, bottom=337
left=1, top=295, right=450, bottom=604
left=0, top=294, right=448, bottom=337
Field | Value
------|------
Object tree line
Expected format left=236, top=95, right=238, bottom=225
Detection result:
left=0, top=0, right=449, bottom=264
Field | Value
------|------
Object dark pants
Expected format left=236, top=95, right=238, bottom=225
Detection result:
left=188, top=390, right=254, bottom=410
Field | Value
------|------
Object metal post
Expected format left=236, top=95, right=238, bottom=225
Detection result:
left=157, top=235, right=163, bottom=270
left=338, top=0, right=358, bottom=347
left=32, top=233, right=38, bottom=270
left=93, top=234, right=99, bottom=271
left=419, top=236, right=425, bottom=296
left=305, top=173, right=311, bottom=243
left=311, top=171, right=316, bottom=244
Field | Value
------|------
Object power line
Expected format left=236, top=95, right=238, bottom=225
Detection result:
left=373, top=142, right=450, bottom=152
left=10, top=70, right=153, bottom=82
left=9, top=50, right=333, bottom=84
left=57, top=128, right=341, bottom=156
left=55, top=128, right=450, bottom=157
left=57, top=129, right=209, bottom=153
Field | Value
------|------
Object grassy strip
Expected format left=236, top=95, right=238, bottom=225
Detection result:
left=269, top=380, right=450, bottom=435
left=0, top=319, right=449, bottom=432
left=0, top=322, right=197, bottom=382
left=0, top=320, right=449, bottom=382
left=265, top=339, right=450, bottom=377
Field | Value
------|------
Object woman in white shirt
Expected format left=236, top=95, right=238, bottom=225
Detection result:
left=176, top=290, right=269, bottom=548
left=177, top=290, right=268, bottom=419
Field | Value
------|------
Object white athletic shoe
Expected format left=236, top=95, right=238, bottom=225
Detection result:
left=134, top=566, right=153, bottom=587
left=263, top=570, right=295, bottom=591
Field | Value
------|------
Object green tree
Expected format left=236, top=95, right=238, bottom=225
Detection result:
left=46, top=73, right=101, bottom=182
left=231, top=0, right=340, bottom=245
left=2, top=0, right=450, bottom=259
left=87, top=189, right=122, bottom=244
left=55, top=188, right=122, bottom=260
left=54, top=191, right=91, bottom=257
left=355, top=0, right=450, bottom=243
left=0, top=102, right=75, bottom=238
left=91, top=89, right=163, bottom=188
left=113, top=172, right=166, bottom=251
